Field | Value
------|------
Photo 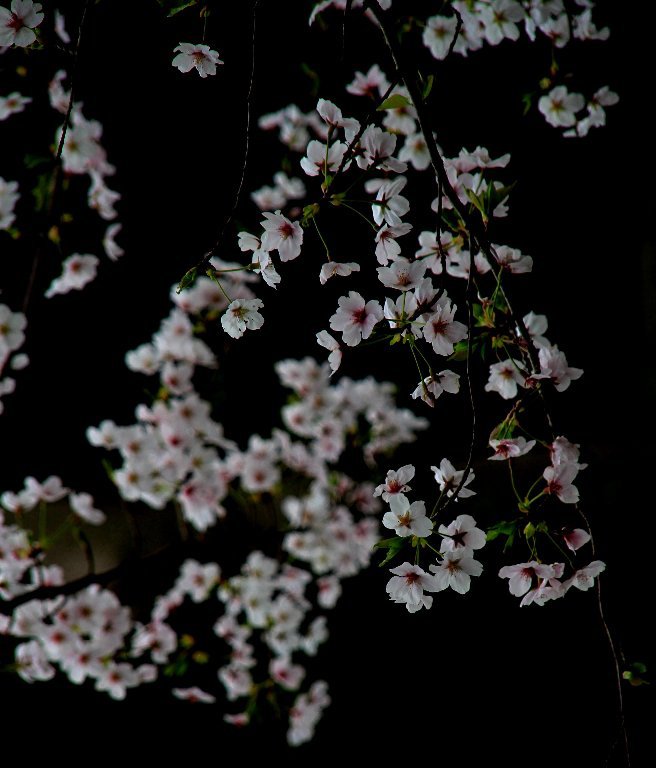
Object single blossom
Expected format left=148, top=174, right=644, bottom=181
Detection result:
left=431, top=458, right=476, bottom=499
left=374, top=465, right=415, bottom=502
left=498, top=561, right=558, bottom=597
left=319, top=261, right=360, bottom=285
left=386, top=562, right=439, bottom=613
left=429, top=550, right=483, bottom=594
left=329, top=291, right=383, bottom=347
left=315, top=330, right=341, bottom=375
left=488, top=436, right=536, bottom=461
left=382, top=495, right=433, bottom=538
left=0, top=0, right=44, bottom=48
left=221, top=299, right=264, bottom=339
left=438, top=514, right=486, bottom=552
left=260, top=211, right=304, bottom=262
left=172, top=43, right=224, bottom=78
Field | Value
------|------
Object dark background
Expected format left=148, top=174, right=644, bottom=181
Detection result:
left=0, top=1, right=653, bottom=764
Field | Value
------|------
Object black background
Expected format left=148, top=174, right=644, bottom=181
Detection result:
left=0, top=1, right=653, bottom=764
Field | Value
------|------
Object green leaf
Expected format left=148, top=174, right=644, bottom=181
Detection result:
left=176, top=266, right=198, bottom=295
left=377, top=93, right=412, bottom=111
left=422, top=74, right=435, bottom=101
left=24, top=153, right=51, bottom=170
left=375, top=536, right=406, bottom=567
left=32, top=171, right=54, bottom=214
left=301, top=62, right=320, bottom=98
left=157, top=0, right=198, bottom=16
left=465, top=187, right=488, bottom=221
left=450, top=339, right=470, bottom=361
left=487, top=520, right=517, bottom=542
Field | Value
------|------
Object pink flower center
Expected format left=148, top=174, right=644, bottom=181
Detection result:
left=278, top=221, right=294, bottom=239
left=352, top=307, right=368, bottom=325
left=8, top=13, right=25, bottom=31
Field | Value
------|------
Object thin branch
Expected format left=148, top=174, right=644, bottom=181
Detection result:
left=22, top=0, right=92, bottom=314
left=193, top=0, right=260, bottom=274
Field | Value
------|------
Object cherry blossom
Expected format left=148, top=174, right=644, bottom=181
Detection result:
left=543, top=462, right=580, bottom=504
left=488, top=436, right=536, bottom=461
left=485, top=359, right=526, bottom=399
left=329, top=291, right=383, bottom=347
left=260, top=211, right=304, bottom=261
left=562, top=528, right=591, bottom=552
left=423, top=14, right=458, bottom=60
left=422, top=295, right=468, bottom=356
left=172, top=43, right=224, bottom=78
left=315, top=330, right=341, bottom=375
left=382, top=495, right=433, bottom=538
left=0, top=91, right=30, bottom=120
left=69, top=492, right=107, bottom=526
left=221, top=299, right=264, bottom=339
left=429, top=550, right=483, bottom=594
left=374, top=464, right=415, bottom=502
left=563, top=560, right=606, bottom=592
left=300, top=139, right=348, bottom=177
left=438, top=514, right=486, bottom=552
left=498, top=561, right=558, bottom=597
left=319, top=261, right=360, bottom=285
left=0, top=177, right=19, bottom=230
left=538, top=86, right=585, bottom=128
left=386, top=562, right=439, bottom=613
left=45, top=254, right=99, bottom=298
left=346, top=64, right=389, bottom=98
left=0, top=0, right=43, bottom=48
left=411, top=370, right=460, bottom=407
left=431, top=458, right=476, bottom=499
left=172, top=687, right=216, bottom=704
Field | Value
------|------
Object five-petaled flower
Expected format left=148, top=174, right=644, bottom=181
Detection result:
left=172, top=42, right=224, bottom=78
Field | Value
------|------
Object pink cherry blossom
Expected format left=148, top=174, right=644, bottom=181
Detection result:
left=438, top=514, right=486, bottom=552
left=221, top=299, right=264, bottom=339
left=386, top=562, right=439, bottom=613
left=488, top=436, right=536, bottom=461
left=422, top=294, right=467, bottom=356
left=0, top=0, right=44, bottom=48
left=429, top=550, right=483, bottom=594
left=431, top=458, right=476, bottom=499
left=562, top=527, right=591, bottom=552
left=382, top=495, right=433, bottom=538
left=329, top=291, right=383, bottom=346
left=172, top=43, right=224, bottom=78
left=498, top=561, right=557, bottom=597
left=260, top=211, right=304, bottom=261
left=543, top=462, right=580, bottom=504
left=374, top=464, right=415, bottom=502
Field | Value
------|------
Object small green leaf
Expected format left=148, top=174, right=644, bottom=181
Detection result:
left=176, top=266, right=198, bottom=294
left=487, top=520, right=517, bottom=542
left=158, top=0, right=198, bottom=16
left=377, top=93, right=412, bottom=111
left=422, top=74, right=435, bottom=101
left=32, top=171, right=54, bottom=214
left=375, top=536, right=406, bottom=567
left=24, top=153, right=51, bottom=170
left=450, top=339, right=470, bottom=361
left=465, top=187, right=488, bottom=221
